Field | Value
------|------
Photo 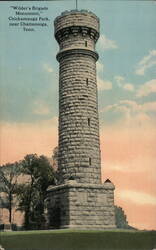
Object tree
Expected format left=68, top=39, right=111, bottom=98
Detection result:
left=0, top=162, right=20, bottom=224
left=51, top=146, right=65, bottom=184
left=52, top=146, right=58, bottom=170
left=16, top=154, right=55, bottom=230
left=115, top=205, right=133, bottom=229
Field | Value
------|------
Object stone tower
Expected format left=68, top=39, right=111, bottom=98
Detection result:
left=55, top=10, right=101, bottom=185
left=47, top=10, right=116, bottom=230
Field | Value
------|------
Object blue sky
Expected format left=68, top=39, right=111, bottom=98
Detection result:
left=0, top=0, right=156, bottom=124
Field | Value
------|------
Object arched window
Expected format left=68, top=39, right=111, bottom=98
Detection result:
left=85, top=41, right=87, bottom=47
left=88, top=118, right=90, bottom=126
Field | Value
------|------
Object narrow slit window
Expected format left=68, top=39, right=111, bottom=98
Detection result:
left=89, top=158, right=91, bottom=166
left=88, top=118, right=90, bottom=126
left=86, top=78, right=88, bottom=86
left=85, top=41, right=87, bottom=47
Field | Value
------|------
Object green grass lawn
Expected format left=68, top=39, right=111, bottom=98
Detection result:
left=0, top=229, right=156, bottom=250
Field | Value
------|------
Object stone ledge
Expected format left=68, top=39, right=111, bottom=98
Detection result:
left=56, top=48, right=99, bottom=62
left=47, top=181, right=115, bottom=192
left=60, top=224, right=116, bottom=230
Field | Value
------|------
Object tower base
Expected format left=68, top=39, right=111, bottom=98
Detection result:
left=46, top=180, right=116, bottom=230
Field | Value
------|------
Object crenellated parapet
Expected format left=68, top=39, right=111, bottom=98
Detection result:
left=55, top=26, right=99, bottom=44
left=54, top=10, right=100, bottom=49
left=54, top=10, right=99, bottom=35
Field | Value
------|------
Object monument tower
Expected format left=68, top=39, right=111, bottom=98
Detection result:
left=47, top=10, right=116, bottom=229
left=56, top=10, right=101, bottom=184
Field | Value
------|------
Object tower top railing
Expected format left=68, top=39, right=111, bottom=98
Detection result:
left=54, top=10, right=99, bottom=22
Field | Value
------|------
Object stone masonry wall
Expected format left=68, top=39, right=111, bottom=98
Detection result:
left=46, top=186, right=69, bottom=228
left=60, top=34, right=95, bottom=51
left=47, top=181, right=116, bottom=229
left=58, top=53, right=101, bottom=184
left=68, top=184, right=115, bottom=229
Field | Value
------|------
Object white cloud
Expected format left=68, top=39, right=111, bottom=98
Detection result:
left=119, top=190, right=156, bottom=205
left=96, top=62, right=111, bottom=91
left=119, top=100, right=139, bottom=110
left=100, top=103, right=117, bottom=113
left=114, top=75, right=135, bottom=92
left=97, top=77, right=112, bottom=91
left=135, top=50, right=156, bottom=75
left=114, top=76, right=125, bottom=87
left=136, top=79, right=156, bottom=97
left=97, top=34, right=118, bottom=50
left=100, top=99, right=156, bottom=127
left=43, top=63, right=54, bottom=73
left=101, top=155, right=156, bottom=174
left=114, top=76, right=156, bottom=98
left=101, top=162, right=132, bottom=173
left=142, top=101, right=156, bottom=112
left=33, top=100, right=51, bottom=115
left=97, top=61, right=104, bottom=73
left=119, top=100, right=156, bottom=115
left=123, top=84, right=134, bottom=91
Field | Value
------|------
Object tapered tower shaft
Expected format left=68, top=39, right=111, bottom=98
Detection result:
left=55, top=10, right=101, bottom=184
